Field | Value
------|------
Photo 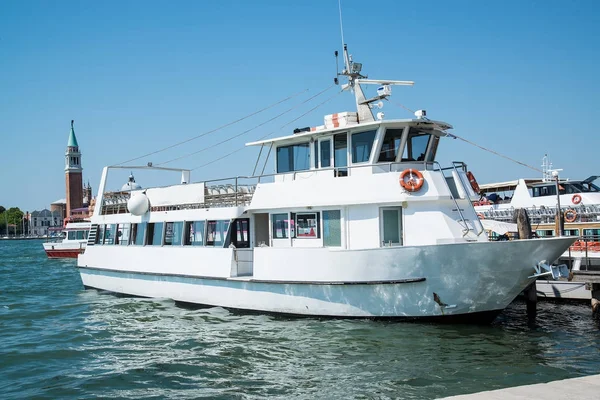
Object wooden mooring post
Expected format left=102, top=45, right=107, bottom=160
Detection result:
left=513, top=208, right=537, bottom=318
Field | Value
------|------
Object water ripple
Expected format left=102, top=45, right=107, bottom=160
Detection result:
left=1, top=240, right=599, bottom=399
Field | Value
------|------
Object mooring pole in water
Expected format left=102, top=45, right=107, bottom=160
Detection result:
left=524, top=281, right=538, bottom=319
left=513, top=208, right=536, bottom=318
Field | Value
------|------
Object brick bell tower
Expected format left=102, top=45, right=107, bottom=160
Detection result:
left=65, top=120, right=83, bottom=221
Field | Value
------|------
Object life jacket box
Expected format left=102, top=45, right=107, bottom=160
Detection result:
left=324, top=112, right=358, bottom=128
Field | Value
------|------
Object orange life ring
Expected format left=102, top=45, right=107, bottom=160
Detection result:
left=477, top=213, right=485, bottom=219
left=564, top=209, right=577, bottom=223
left=572, top=194, right=582, bottom=205
left=467, top=171, right=480, bottom=194
left=399, top=169, right=424, bottom=192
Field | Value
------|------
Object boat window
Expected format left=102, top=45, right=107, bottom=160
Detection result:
left=276, top=142, right=310, bottom=173
left=231, top=218, right=250, bottom=248
left=319, top=139, right=331, bottom=168
left=402, top=128, right=432, bottom=162
left=206, top=220, right=229, bottom=247
left=119, top=224, right=130, bottom=245
left=132, top=222, right=147, bottom=246
left=334, top=133, right=348, bottom=176
left=185, top=221, right=205, bottom=246
left=272, top=213, right=289, bottom=239
left=147, top=222, right=164, bottom=246
left=378, top=128, right=404, bottom=162
left=380, top=207, right=402, bottom=246
left=77, top=230, right=87, bottom=240
left=96, top=225, right=105, bottom=245
left=564, top=182, right=600, bottom=193
left=351, top=130, right=377, bottom=164
left=295, top=212, right=319, bottom=238
left=564, top=229, right=579, bottom=237
left=323, top=210, right=341, bottom=246
left=164, top=222, right=183, bottom=246
left=583, top=229, right=600, bottom=239
left=536, top=229, right=555, bottom=237
left=532, top=185, right=557, bottom=197
left=104, top=224, right=116, bottom=245
left=68, top=231, right=76, bottom=240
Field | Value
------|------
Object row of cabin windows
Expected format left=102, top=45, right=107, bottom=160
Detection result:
left=95, top=219, right=250, bottom=248
left=536, top=229, right=600, bottom=238
left=271, top=207, right=402, bottom=247
left=276, top=127, right=436, bottom=173
left=93, top=208, right=403, bottom=249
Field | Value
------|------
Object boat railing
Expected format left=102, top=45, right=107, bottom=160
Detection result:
left=431, top=161, right=484, bottom=237
left=478, top=204, right=600, bottom=223
left=99, top=161, right=466, bottom=213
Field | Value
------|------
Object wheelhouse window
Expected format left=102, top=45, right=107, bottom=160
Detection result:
left=532, top=186, right=557, bottom=197
left=164, top=222, right=183, bottom=246
left=351, top=130, right=377, bottom=164
left=276, top=142, right=310, bottom=173
left=402, top=128, right=433, bottom=162
left=378, top=128, right=404, bottom=162
left=206, top=220, right=229, bottom=247
left=272, top=213, right=289, bottom=239
left=319, top=139, right=331, bottom=168
left=295, top=213, right=319, bottom=238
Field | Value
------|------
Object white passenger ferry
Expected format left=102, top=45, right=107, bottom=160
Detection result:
left=44, top=222, right=90, bottom=259
left=474, top=160, right=600, bottom=300
left=77, top=46, right=575, bottom=322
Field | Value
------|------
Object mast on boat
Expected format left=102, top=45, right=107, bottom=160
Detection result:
left=334, top=44, right=415, bottom=123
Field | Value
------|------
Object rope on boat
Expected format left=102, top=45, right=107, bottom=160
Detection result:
left=389, top=99, right=543, bottom=173
left=113, top=88, right=309, bottom=166
left=191, top=86, right=343, bottom=171
left=156, top=85, right=336, bottom=167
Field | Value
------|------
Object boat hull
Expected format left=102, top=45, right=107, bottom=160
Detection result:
left=43, top=242, right=86, bottom=259
left=77, top=237, right=574, bottom=321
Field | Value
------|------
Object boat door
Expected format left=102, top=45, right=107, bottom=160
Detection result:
left=230, top=218, right=253, bottom=277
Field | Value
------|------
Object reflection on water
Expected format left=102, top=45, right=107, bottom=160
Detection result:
left=0, top=240, right=599, bottom=399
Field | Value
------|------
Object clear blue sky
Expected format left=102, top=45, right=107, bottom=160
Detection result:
left=1, top=0, right=599, bottom=212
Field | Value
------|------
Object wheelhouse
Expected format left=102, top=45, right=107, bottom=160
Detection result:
left=248, top=119, right=450, bottom=181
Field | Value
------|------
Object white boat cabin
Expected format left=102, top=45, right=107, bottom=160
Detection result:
left=89, top=117, right=484, bottom=259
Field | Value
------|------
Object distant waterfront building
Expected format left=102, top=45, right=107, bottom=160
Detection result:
left=63, top=120, right=93, bottom=223
left=51, top=198, right=66, bottom=221
left=29, top=209, right=62, bottom=236
left=65, top=120, right=84, bottom=220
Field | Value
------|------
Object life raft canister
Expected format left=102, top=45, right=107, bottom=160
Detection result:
left=399, top=169, right=424, bottom=192
left=572, top=194, right=582, bottom=205
left=467, top=171, right=480, bottom=194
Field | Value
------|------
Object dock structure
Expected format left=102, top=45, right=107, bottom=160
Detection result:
left=571, top=270, right=600, bottom=313
left=439, top=374, right=600, bottom=399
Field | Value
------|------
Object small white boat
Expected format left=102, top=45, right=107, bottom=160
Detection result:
left=43, top=222, right=90, bottom=259
left=77, top=46, right=575, bottom=323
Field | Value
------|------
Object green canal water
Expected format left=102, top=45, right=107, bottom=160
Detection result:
left=1, top=239, right=599, bottom=399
